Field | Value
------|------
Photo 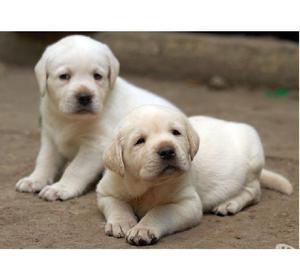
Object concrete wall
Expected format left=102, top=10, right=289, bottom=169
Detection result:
left=0, top=32, right=298, bottom=89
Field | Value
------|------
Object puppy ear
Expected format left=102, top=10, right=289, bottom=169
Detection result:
left=186, top=120, right=200, bottom=160
left=34, top=49, right=49, bottom=97
left=104, top=45, right=120, bottom=88
left=103, top=134, right=125, bottom=176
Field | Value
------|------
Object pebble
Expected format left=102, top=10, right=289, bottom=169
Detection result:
left=209, top=75, right=227, bottom=90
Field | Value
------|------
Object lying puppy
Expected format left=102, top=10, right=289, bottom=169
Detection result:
left=16, top=35, right=176, bottom=201
left=97, top=105, right=293, bottom=246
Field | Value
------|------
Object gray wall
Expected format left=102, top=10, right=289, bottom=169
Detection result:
left=0, top=32, right=298, bottom=89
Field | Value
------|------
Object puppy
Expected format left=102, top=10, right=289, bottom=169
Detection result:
left=16, top=35, right=177, bottom=201
left=97, top=105, right=293, bottom=246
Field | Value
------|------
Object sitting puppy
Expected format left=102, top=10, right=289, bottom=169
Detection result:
left=16, top=35, right=176, bottom=201
left=97, top=105, right=293, bottom=246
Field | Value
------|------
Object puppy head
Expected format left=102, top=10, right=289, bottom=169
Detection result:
left=35, top=35, right=119, bottom=117
left=104, top=105, right=199, bottom=182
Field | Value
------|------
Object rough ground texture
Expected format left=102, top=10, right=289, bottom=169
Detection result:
left=0, top=67, right=298, bottom=249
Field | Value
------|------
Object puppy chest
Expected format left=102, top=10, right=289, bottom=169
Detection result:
left=130, top=195, right=157, bottom=218
left=56, top=139, right=79, bottom=159
left=129, top=189, right=171, bottom=219
left=51, top=131, right=81, bottom=159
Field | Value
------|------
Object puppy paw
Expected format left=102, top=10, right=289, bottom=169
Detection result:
left=126, top=226, right=159, bottom=246
left=213, top=200, right=241, bottom=216
left=16, top=177, right=48, bottom=193
left=105, top=220, right=137, bottom=238
left=39, top=184, right=78, bottom=201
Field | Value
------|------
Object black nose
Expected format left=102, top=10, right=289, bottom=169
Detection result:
left=77, top=92, right=92, bottom=106
left=158, top=147, right=176, bottom=160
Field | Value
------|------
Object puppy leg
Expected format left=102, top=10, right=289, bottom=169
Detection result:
left=213, top=180, right=261, bottom=216
left=98, top=196, right=137, bottom=238
left=16, top=133, right=65, bottom=193
left=39, top=146, right=103, bottom=201
left=126, top=193, right=202, bottom=246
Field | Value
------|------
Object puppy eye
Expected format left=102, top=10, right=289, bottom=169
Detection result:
left=171, top=129, right=181, bottom=136
left=93, top=73, right=103, bottom=80
left=59, top=73, right=71, bottom=80
left=135, top=137, right=145, bottom=146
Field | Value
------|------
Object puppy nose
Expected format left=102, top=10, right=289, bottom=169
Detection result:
left=158, top=147, right=176, bottom=160
left=77, top=92, right=92, bottom=106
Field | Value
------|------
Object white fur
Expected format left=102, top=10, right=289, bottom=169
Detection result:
left=16, top=35, right=177, bottom=201
left=97, top=106, right=292, bottom=245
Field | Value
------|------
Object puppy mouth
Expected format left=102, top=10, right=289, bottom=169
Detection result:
left=72, top=106, right=97, bottom=115
left=160, top=164, right=181, bottom=176
left=75, top=109, right=94, bottom=114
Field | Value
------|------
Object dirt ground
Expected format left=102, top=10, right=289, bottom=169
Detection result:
left=0, top=67, right=298, bottom=249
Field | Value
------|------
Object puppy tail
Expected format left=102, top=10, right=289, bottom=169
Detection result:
left=260, top=169, right=293, bottom=195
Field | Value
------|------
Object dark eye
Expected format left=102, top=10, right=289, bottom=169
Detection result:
left=135, top=137, right=145, bottom=146
left=93, top=73, right=103, bottom=80
left=59, top=73, right=71, bottom=80
left=172, top=129, right=181, bottom=136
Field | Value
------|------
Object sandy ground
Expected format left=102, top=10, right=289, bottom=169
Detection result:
left=0, top=67, right=298, bottom=249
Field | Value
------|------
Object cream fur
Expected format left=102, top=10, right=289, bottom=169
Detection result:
left=97, top=105, right=293, bottom=245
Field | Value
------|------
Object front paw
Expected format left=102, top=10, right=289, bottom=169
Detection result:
left=16, top=176, right=48, bottom=193
left=105, top=219, right=137, bottom=238
left=39, top=184, right=78, bottom=201
left=126, top=225, right=159, bottom=246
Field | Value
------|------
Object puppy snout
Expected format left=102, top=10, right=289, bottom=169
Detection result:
left=158, top=147, right=176, bottom=160
left=76, top=92, right=93, bottom=106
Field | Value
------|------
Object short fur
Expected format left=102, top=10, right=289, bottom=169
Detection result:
left=97, top=105, right=293, bottom=246
left=16, top=35, right=177, bottom=201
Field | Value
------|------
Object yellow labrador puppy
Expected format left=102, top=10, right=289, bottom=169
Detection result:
left=16, top=35, right=176, bottom=201
left=97, top=105, right=293, bottom=246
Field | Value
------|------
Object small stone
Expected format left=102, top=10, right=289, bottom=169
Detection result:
left=280, top=212, right=288, bottom=217
left=209, top=75, right=227, bottom=90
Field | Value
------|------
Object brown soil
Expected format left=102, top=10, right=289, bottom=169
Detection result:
left=0, top=67, right=298, bottom=248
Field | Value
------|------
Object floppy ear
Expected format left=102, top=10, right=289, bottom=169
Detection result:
left=34, top=49, right=49, bottom=97
left=104, top=45, right=120, bottom=88
left=186, top=120, right=200, bottom=160
left=103, top=134, right=125, bottom=176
